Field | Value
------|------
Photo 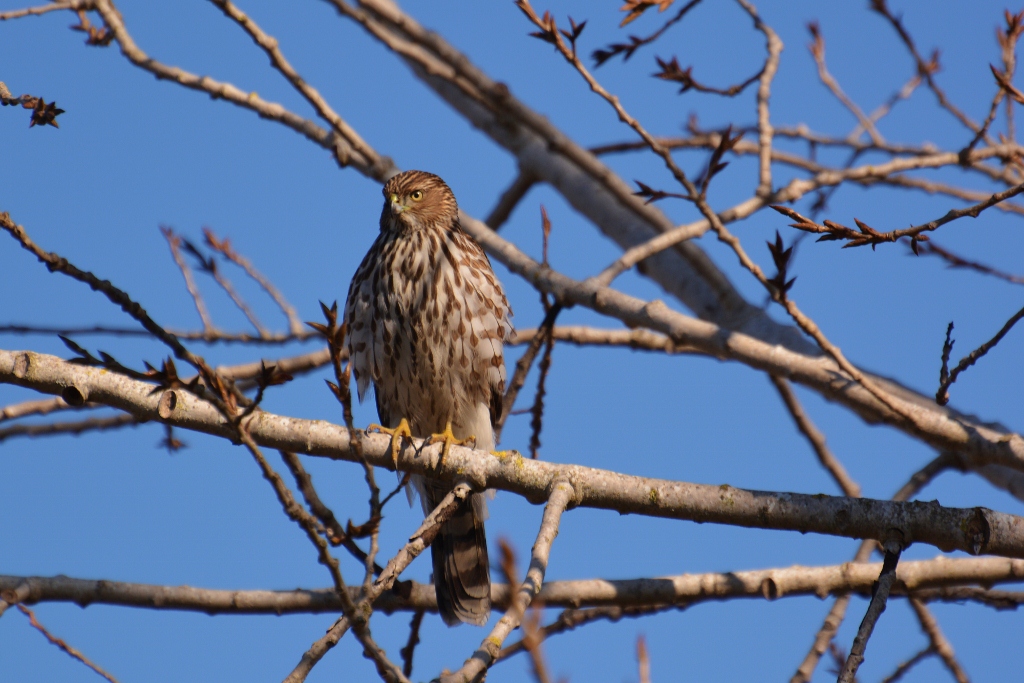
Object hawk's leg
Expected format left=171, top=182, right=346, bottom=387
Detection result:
left=367, top=418, right=413, bottom=469
left=427, top=421, right=476, bottom=469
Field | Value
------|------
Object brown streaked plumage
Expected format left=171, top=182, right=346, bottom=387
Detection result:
left=344, top=170, right=513, bottom=626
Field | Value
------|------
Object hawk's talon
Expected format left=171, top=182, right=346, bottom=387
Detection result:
left=367, top=418, right=413, bottom=469
left=427, top=421, right=475, bottom=470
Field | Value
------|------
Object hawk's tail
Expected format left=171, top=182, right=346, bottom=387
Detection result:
left=426, top=483, right=491, bottom=626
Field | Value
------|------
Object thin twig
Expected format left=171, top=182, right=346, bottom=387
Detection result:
left=496, top=302, right=562, bottom=440
left=499, top=604, right=675, bottom=662
left=279, top=450, right=383, bottom=574
left=737, top=0, right=782, bottom=197
left=486, top=169, right=537, bottom=230
left=161, top=226, right=218, bottom=335
left=512, top=325, right=700, bottom=354
left=791, top=450, right=954, bottom=683
left=769, top=375, right=860, bottom=498
left=0, top=324, right=317, bottom=344
left=913, top=586, right=1024, bottom=610
left=837, top=540, right=903, bottom=683
left=0, top=396, right=82, bottom=423
left=917, top=240, right=1024, bottom=285
left=592, top=0, right=703, bottom=66
left=936, top=303, right=1024, bottom=405
left=636, top=634, right=651, bottom=683
left=773, top=181, right=1024, bottom=248
left=181, top=237, right=270, bottom=338
left=282, top=618, right=350, bottom=683
left=908, top=597, right=970, bottom=683
left=0, top=1, right=93, bottom=21
left=879, top=646, right=933, bottom=683
left=808, top=22, right=885, bottom=146
left=203, top=228, right=306, bottom=336
left=440, top=481, right=574, bottom=683
left=0, top=412, right=138, bottom=443
left=498, top=539, right=553, bottom=683
left=851, top=73, right=922, bottom=141
left=528, top=296, right=557, bottom=460
left=399, top=610, right=425, bottom=679
left=17, top=604, right=119, bottom=683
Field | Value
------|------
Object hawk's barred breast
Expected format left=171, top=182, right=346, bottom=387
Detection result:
left=344, top=170, right=513, bottom=626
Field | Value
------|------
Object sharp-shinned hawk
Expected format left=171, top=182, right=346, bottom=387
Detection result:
left=344, top=170, right=513, bottom=626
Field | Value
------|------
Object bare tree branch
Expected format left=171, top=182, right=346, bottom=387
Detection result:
left=0, top=1, right=93, bottom=21
left=837, top=540, right=903, bottom=682
left=770, top=375, right=861, bottom=498
left=3, top=555, right=1021, bottom=614
left=440, top=481, right=574, bottom=683
left=15, top=604, right=119, bottom=683
left=4, top=348, right=1024, bottom=556
left=936, top=303, right=1024, bottom=405
left=908, top=596, right=970, bottom=683
left=161, top=226, right=218, bottom=335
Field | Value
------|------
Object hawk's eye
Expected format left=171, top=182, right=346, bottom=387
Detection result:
left=409, top=190, right=424, bottom=202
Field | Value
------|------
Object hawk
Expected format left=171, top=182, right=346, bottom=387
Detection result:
left=344, top=170, right=513, bottom=626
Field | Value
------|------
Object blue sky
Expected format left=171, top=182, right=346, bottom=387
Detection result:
left=2, top=1, right=1023, bottom=681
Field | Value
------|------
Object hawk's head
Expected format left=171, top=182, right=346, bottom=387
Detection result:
left=381, top=170, right=458, bottom=233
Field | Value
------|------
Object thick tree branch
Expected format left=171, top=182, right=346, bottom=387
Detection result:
left=2, top=556, right=1021, bottom=614
left=3, top=349, right=1024, bottom=557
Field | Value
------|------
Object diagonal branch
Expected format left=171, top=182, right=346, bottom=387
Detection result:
left=485, top=169, right=537, bottom=231
left=807, top=22, right=885, bottom=146
left=457, top=210, right=1024, bottom=477
left=791, top=451, right=955, bottom=682
left=908, top=597, right=970, bottom=683
left=202, top=229, right=307, bottom=337
left=837, top=540, right=903, bottom=682
left=206, top=0, right=382, bottom=176
left=87, top=0, right=388, bottom=180
left=769, top=375, right=860, bottom=497
left=16, top=604, right=119, bottom=683
left=440, top=481, right=574, bottom=683
left=161, top=226, right=218, bottom=335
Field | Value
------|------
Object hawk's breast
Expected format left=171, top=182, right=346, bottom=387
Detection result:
left=345, top=225, right=512, bottom=437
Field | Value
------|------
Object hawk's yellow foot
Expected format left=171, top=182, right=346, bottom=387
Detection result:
left=367, top=418, right=412, bottom=469
left=427, top=421, right=475, bottom=469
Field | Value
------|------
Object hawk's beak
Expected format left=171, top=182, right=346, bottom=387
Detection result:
left=389, top=193, right=406, bottom=215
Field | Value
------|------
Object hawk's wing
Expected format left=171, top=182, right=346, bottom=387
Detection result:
left=343, top=235, right=383, bottom=404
